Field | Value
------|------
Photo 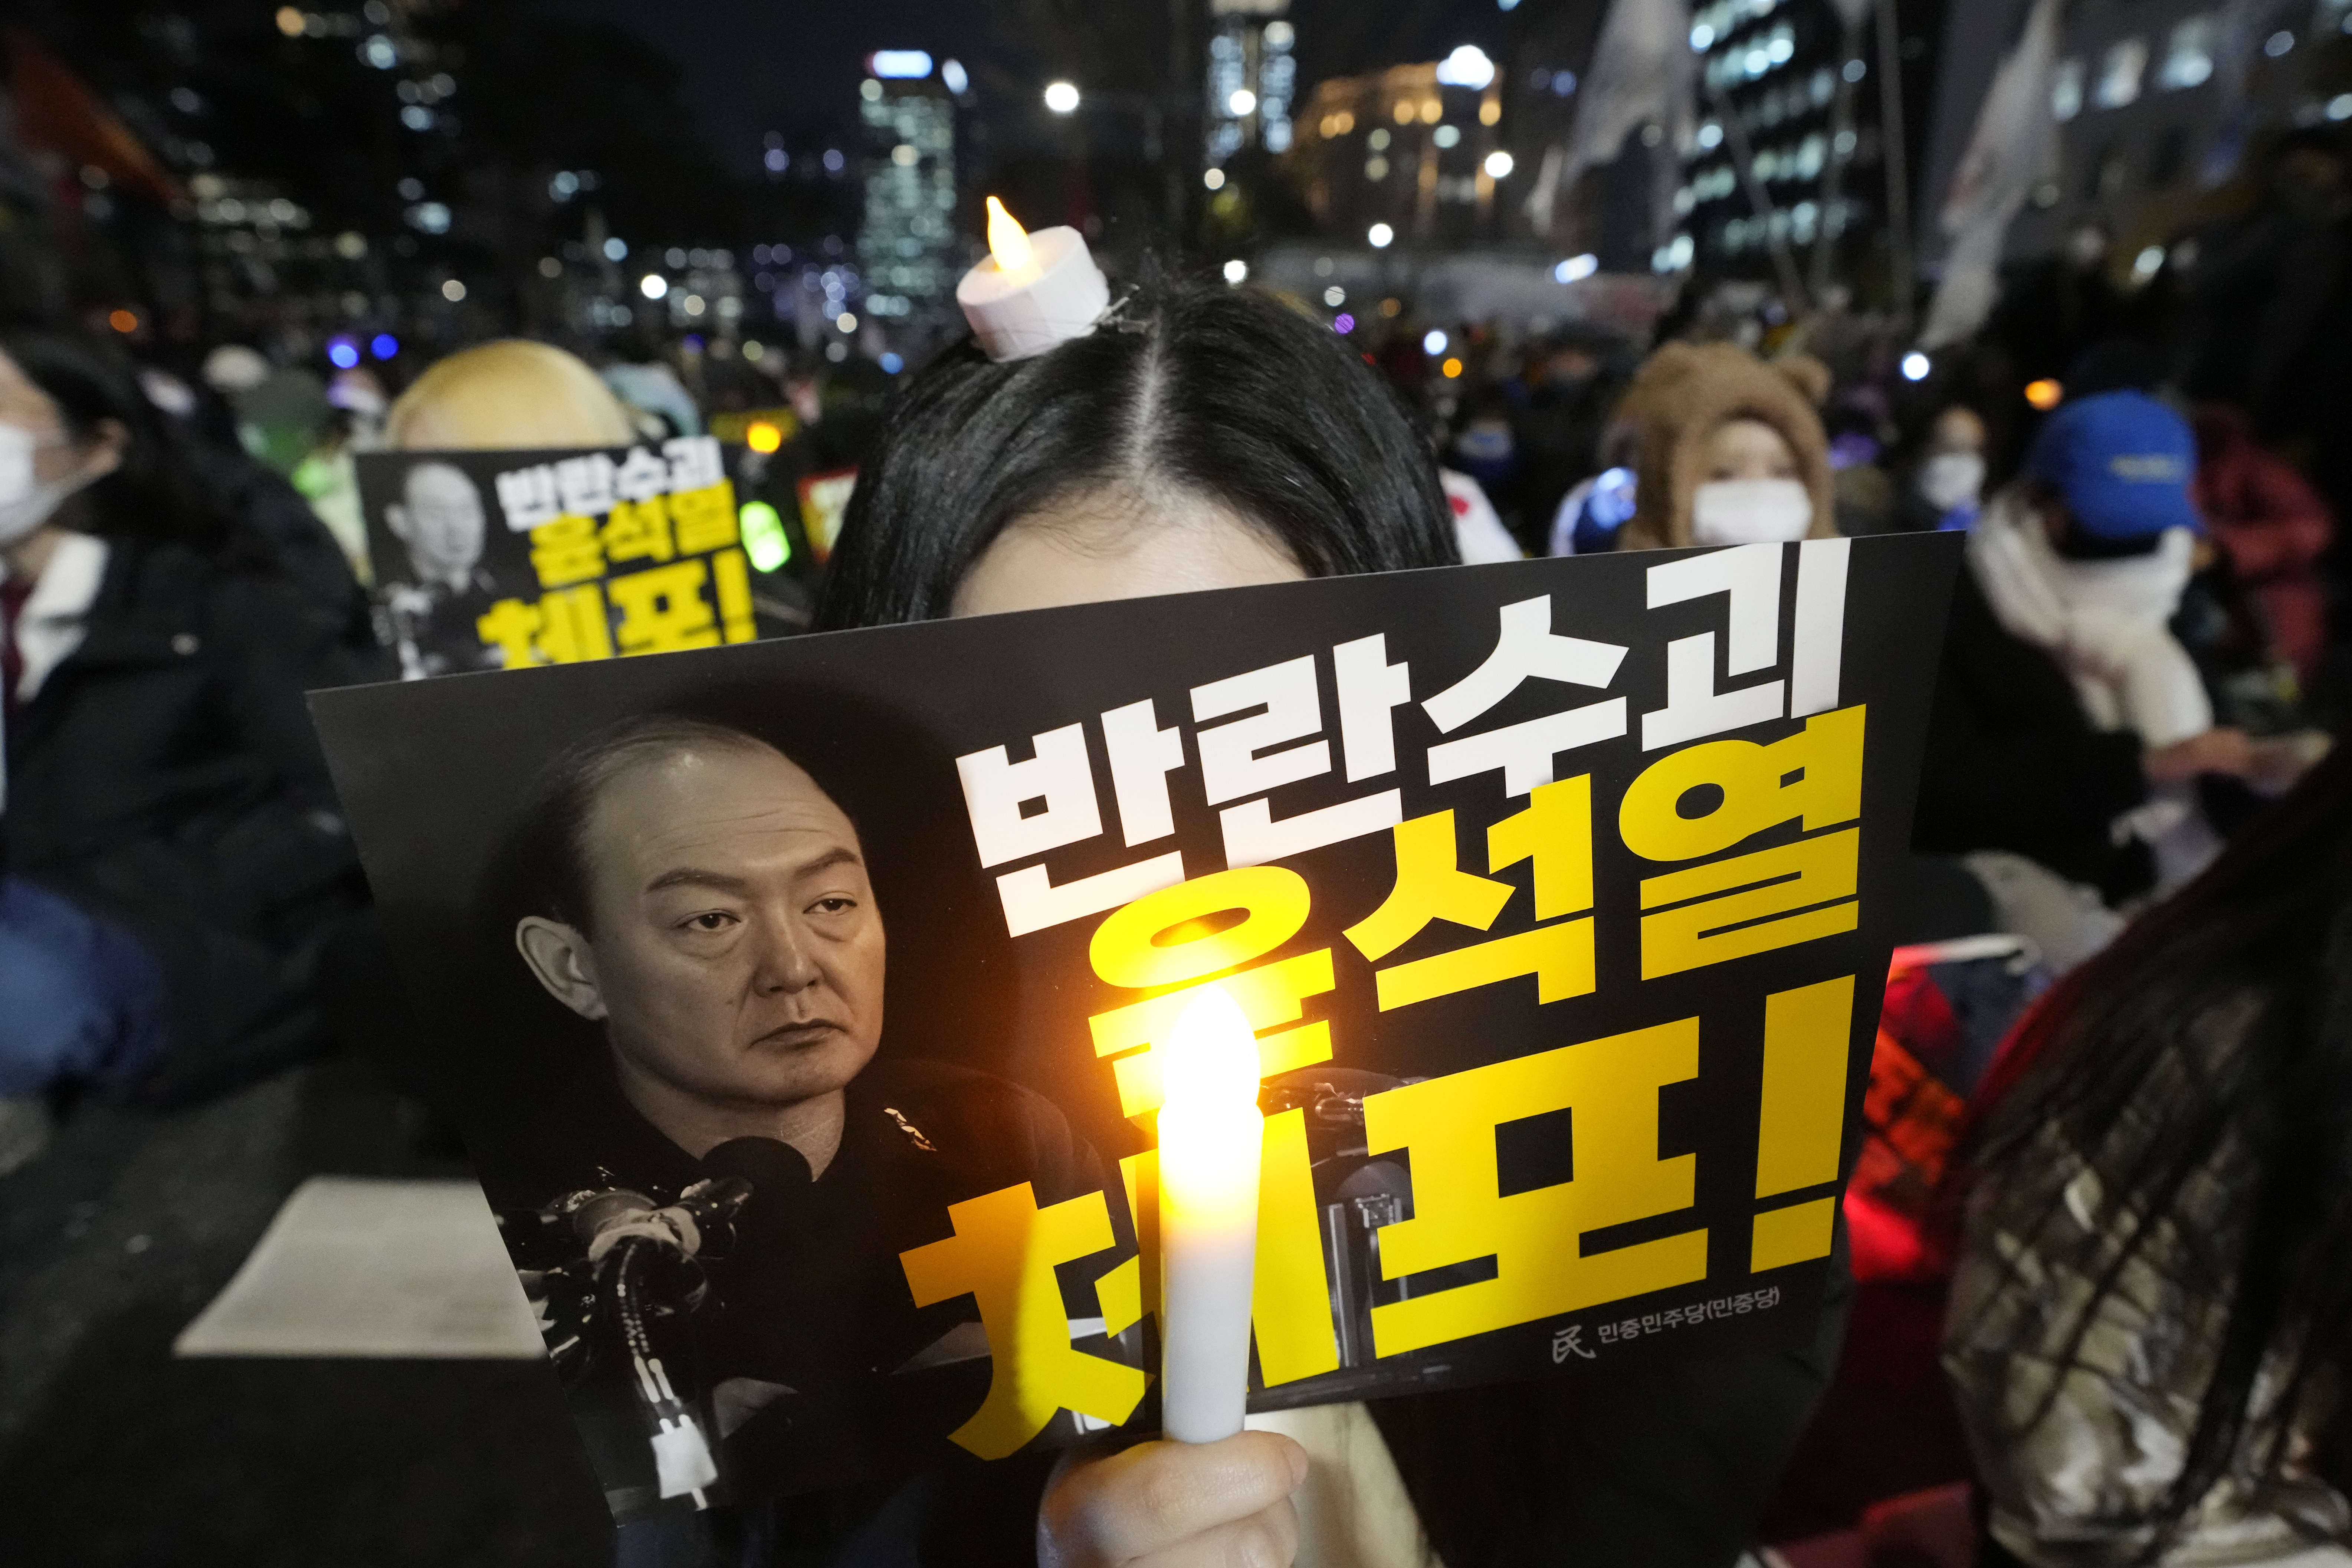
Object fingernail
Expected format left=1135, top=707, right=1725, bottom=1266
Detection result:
left=1286, top=1440, right=1309, bottom=1488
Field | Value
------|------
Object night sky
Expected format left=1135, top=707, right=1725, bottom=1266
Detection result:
left=558, top=0, right=1518, bottom=176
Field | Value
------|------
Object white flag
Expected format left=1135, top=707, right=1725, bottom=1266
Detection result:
left=1918, top=0, right=2063, bottom=349
left=1532, top=0, right=1694, bottom=240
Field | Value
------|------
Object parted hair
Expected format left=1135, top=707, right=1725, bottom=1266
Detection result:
left=813, top=274, right=1458, bottom=629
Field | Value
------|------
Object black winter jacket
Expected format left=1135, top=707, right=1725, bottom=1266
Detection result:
left=1911, top=567, right=2154, bottom=901
left=3, top=535, right=373, bottom=1101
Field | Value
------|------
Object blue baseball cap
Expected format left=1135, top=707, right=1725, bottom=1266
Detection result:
left=2024, top=389, right=2202, bottom=540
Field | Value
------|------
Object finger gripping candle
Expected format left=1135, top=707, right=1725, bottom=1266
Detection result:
left=1156, top=984, right=1263, bottom=1444
left=954, top=196, right=1113, bottom=363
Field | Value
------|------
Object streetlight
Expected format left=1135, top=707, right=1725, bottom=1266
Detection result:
left=1044, top=81, right=1081, bottom=114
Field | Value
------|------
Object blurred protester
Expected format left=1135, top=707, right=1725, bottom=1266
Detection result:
left=384, top=337, right=636, bottom=451
left=1945, top=741, right=2352, bottom=1568
left=0, top=320, right=371, bottom=1167
left=2191, top=405, right=2333, bottom=689
left=1912, top=391, right=2315, bottom=959
left=232, top=365, right=332, bottom=478
left=1610, top=340, right=1837, bottom=550
left=2179, top=127, right=2351, bottom=443
left=1447, top=386, right=1521, bottom=519
left=1506, top=329, right=1619, bottom=552
left=1895, top=406, right=1991, bottom=534
left=288, top=364, right=390, bottom=585
left=821, top=277, right=1841, bottom=1568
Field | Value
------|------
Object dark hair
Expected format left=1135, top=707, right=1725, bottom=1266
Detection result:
left=1953, top=741, right=2352, bottom=1558
left=813, top=275, right=1457, bottom=629
left=503, top=713, right=788, bottom=933
left=0, top=318, right=233, bottom=547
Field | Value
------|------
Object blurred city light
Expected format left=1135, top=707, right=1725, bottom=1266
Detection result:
left=738, top=501, right=792, bottom=572
left=369, top=333, right=399, bottom=360
left=1484, top=151, right=1514, bottom=178
left=1044, top=81, right=1081, bottom=114
left=1423, top=329, right=1447, bottom=354
left=1441, top=357, right=1463, bottom=378
left=745, top=420, right=784, bottom=453
left=880, top=352, right=905, bottom=373
left=1368, top=222, right=1394, bottom=247
left=1434, top=46, right=1495, bottom=90
left=869, top=51, right=933, bottom=79
left=327, top=337, right=360, bottom=369
left=2265, top=30, right=2294, bottom=57
left=941, top=59, right=969, bottom=94
left=836, top=312, right=857, bottom=332
left=1333, top=312, right=1356, bottom=333
left=1223, top=259, right=1249, bottom=283
left=108, top=308, right=138, bottom=334
left=274, top=7, right=303, bottom=39
left=1323, top=285, right=1345, bottom=306
left=1229, top=89, right=1257, bottom=116
left=2132, top=245, right=2166, bottom=281
left=2025, top=378, right=2064, bottom=411
left=639, top=273, right=667, bottom=299
left=603, top=237, right=628, bottom=262
left=1554, top=253, right=1599, bottom=283
left=1900, top=351, right=1931, bottom=381
left=440, top=279, right=466, bottom=302
left=1203, top=168, right=1226, bottom=190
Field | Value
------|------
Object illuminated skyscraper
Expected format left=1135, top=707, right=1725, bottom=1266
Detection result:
left=857, top=54, right=958, bottom=329
left=1205, top=0, right=1296, bottom=173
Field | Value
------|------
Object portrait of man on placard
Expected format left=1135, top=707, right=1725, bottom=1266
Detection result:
left=379, top=458, right=502, bottom=677
left=482, top=712, right=1118, bottom=1518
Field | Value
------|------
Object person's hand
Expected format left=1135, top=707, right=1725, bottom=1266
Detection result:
left=2145, top=726, right=2256, bottom=785
left=1039, top=1431, right=1308, bottom=1568
left=2247, top=729, right=2335, bottom=796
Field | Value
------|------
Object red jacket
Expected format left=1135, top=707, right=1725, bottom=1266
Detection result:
left=2191, top=405, right=2333, bottom=682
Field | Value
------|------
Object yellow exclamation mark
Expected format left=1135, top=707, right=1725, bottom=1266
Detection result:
left=1749, top=974, right=1856, bottom=1272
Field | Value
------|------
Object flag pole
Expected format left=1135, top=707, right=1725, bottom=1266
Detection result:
left=1875, top=0, right=1916, bottom=335
left=1709, top=82, right=1810, bottom=311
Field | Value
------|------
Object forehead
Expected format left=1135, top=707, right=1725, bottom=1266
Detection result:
left=407, top=464, right=476, bottom=501
left=583, top=742, right=859, bottom=872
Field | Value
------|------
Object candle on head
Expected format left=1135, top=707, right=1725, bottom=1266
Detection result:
left=1156, top=984, right=1263, bottom=1446
left=955, top=196, right=1111, bottom=363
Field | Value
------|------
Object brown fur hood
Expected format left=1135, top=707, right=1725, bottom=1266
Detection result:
left=1612, top=341, right=1837, bottom=551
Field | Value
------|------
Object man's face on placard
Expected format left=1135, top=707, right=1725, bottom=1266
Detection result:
left=555, top=742, right=886, bottom=1113
left=388, top=460, right=486, bottom=586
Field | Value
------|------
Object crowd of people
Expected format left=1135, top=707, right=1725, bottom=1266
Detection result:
left=5, top=125, right=2352, bottom=1568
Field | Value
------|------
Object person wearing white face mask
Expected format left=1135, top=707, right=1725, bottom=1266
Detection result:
left=1903, top=406, right=1989, bottom=533
left=0, top=321, right=371, bottom=1171
left=1914, top=389, right=2325, bottom=942
left=1606, top=341, right=1838, bottom=553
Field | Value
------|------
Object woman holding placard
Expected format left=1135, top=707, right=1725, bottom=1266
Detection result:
left=807, top=207, right=1844, bottom=1568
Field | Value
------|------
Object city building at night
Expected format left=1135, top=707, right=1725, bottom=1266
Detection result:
left=1678, top=0, right=1941, bottom=283
left=1284, top=52, right=1510, bottom=249
left=1205, top=0, right=1298, bottom=176
left=855, top=56, right=959, bottom=332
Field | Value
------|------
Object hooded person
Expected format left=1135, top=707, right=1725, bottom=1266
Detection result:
left=1610, top=341, right=1839, bottom=552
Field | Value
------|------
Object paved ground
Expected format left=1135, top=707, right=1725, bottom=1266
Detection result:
left=0, top=1055, right=613, bottom=1565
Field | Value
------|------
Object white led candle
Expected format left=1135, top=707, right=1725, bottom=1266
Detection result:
left=1155, top=984, right=1263, bottom=1445
left=954, top=196, right=1112, bottom=363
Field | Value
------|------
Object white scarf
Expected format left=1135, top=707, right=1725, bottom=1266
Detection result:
left=1966, top=485, right=2211, bottom=747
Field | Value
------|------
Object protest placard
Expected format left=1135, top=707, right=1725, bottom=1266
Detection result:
left=310, top=535, right=1958, bottom=1522
left=356, top=439, right=767, bottom=679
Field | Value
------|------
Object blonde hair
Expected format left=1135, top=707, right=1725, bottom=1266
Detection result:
left=385, top=339, right=638, bottom=450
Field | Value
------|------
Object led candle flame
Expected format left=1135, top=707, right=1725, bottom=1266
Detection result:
left=985, top=196, right=1034, bottom=276
left=954, top=195, right=1111, bottom=363
left=1155, top=984, right=1263, bottom=1445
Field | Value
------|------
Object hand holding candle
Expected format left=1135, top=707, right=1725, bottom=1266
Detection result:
left=1155, top=984, right=1263, bottom=1446
left=955, top=197, right=1112, bottom=363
